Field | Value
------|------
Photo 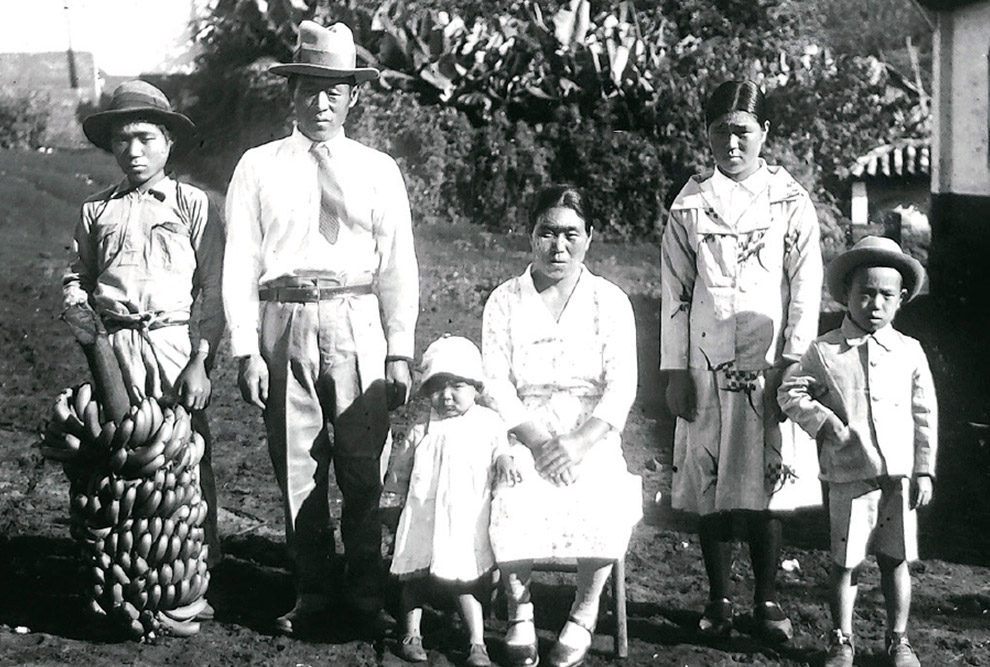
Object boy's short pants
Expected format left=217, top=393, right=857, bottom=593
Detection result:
left=828, top=476, right=918, bottom=568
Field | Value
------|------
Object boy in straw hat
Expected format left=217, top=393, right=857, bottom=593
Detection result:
left=222, top=21, right=418, bottom=637
left=63, top=80, right=225, bottom=615
left=384, top=335, right=520, bottom=666
left=779, top=236, right=937, bottom=667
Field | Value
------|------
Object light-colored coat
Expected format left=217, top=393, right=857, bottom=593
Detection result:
left=660, top=164, right=822, bottom=372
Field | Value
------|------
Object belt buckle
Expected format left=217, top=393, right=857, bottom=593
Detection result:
left=298, top=285, right=320, bottom=301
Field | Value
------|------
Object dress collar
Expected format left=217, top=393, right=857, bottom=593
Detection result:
left=290, top=126, right=348, bottom=155
left=709, top=159, right=770, bottom=201
left=840, top=315, right=897, bottom=351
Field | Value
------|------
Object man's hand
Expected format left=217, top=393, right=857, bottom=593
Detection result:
left=495, top=453, right=524, bottom=487
left=174, top=355, right=211, bottom=411
left=911, top=475, right=934, bottom=509
left=237, top=354, right=269, bottom=410
left=665, top=369, right=697, bottom=421
left=385, top=359, right=411, bottom=410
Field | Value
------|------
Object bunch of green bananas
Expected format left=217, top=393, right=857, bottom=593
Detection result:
left=44, top=383, right=211, bottom=641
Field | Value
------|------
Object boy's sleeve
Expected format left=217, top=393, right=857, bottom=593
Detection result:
left=911, top=341, right=938, bottom=477
left=63, top=205, right=96, bottom=309
left=189, top=191, right=226, bottom=361
left=778, top=343, right=839, bottom=438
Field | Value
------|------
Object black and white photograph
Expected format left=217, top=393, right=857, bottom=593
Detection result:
left=1, top=1, right=988, bottom=665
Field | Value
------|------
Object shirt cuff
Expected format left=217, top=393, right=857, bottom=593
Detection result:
left=228, top=325, right=260, bottom=358
left=386, top=332, right=415, bottom=360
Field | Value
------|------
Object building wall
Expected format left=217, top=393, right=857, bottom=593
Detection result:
left=930, top=1, right=990, bottom=303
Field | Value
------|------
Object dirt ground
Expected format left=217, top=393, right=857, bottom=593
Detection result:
left=1, top=148, right=989, bottom=666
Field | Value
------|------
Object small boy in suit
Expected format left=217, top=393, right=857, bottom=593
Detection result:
left=779, top=236, right=937, bottom=667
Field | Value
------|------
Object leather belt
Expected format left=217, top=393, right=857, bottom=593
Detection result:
left=258, top=283, right=374, bottom=303
left=102, top=317, right=189, bottom=334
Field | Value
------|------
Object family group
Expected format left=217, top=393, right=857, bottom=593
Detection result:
left=61, top=19, right=937, bottom=667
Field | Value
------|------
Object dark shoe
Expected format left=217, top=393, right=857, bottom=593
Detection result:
left=352, top=607, right=396, bottom=640
left=274, top=595, right=328, bottom=636
left=698, top=598, right=733, bottom=638
left=824, top=629, right=855, bottom=667
left=396, top=634, right=428, bottom=662
left=504, top=642, right=539, bottom=667
left=886, top=631, right=921, bottom=667
left=547, top=641, right=589, bottom=667
left=466, top=642, right=492, bottom=667
left=753, top=601, right=793, bottom=643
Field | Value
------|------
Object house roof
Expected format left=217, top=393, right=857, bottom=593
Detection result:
left=849, top=139, right=931, bottom=179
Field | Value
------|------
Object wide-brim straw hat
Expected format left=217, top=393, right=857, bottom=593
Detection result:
left=827, top=235, right=926, bottom=303
left=418, top=335, right=484, bottom=397
left=82, top=80, right=196, bottom=154
left=269, top=21, right=379, bottom=82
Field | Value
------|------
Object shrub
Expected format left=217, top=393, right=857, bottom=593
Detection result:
left=349, top=88, right=476, bottom=225
left=0, top=92, right=50, bottom=149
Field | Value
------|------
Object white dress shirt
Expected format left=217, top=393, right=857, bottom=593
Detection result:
left=223, top=128, right=418, bottom=358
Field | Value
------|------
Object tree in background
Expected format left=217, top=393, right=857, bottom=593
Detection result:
left=181, top=0, right=929, bottom=247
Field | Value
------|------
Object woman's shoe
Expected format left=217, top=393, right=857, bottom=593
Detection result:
left=504, top=641, right=539, bottom=667
left=547, top=642, right=588, bottom=667
left=697, top=598, right=733, bottom=638
left=753, top=601, right=793, bottom=643
left=547, top=617, right=592, bottom=667
left=550, top=618, right=594, bottom=667
left=396, top=634, right=428, bottom=663
left=504, top=605, right=539, bottom=667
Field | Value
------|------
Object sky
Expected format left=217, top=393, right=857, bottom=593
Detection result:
left=0, top=0, right=208, bottom=75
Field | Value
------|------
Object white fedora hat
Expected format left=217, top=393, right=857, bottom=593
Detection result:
left=269, top=21, right=379, bottom=82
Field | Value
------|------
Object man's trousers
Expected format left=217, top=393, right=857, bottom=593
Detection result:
left=259, top=294, right=390, bottom=611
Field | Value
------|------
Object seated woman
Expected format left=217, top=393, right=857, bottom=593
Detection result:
left=482, top=185, right=643, bottom=667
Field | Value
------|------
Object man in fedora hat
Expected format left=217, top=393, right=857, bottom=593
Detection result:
left=779, top=236, right=936, bottom=667
left=64, top=80, right=225, bottom=611
left=222, top=21, right=418, bottom=637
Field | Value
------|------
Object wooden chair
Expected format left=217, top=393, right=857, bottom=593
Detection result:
left=531, top=557, right=628, bottom=659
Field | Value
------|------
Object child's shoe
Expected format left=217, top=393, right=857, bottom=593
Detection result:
left=823, top=629, right=855, bottom=667
left=886, top=631, right=921, bottom=667
left=466, top=642, right=492, bottom=667
left=397, top=634, right=428, bottom=663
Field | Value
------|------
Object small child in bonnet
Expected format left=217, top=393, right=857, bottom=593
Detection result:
left=385, top=335, right=521, bottom=666
left=779, top=236, right=938, bottom=667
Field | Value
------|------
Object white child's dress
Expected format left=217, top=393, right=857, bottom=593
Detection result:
left=388, top=404, right=509, bottom=583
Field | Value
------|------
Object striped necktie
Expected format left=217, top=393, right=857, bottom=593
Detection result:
left=310, top=142, right=344, bottom=244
